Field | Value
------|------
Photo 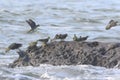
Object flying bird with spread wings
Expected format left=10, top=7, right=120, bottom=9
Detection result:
left=5, top=43, right=22, bottom=53
left=105, top=20, right=118, bottom=30
left=26, top=19, right=40, bottom=32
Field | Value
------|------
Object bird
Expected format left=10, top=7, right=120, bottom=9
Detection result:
left=37, top=37, right=50, bottom=47
left=73, top=34, right=78, bottom=41
left=5, top=43, right=22, bottom=53
left=53, top=34, right=68, bottom=41
left=73, top=34, right=89, bottom=42
left=79, top=36, right=89, bottom=41
left=26, top=19, right=40, bottom=32
left=27, top=41, right=38, bottom=53
left=29, top=41, right=38, bottom=47
left=105, top=20, right=118, bottom=30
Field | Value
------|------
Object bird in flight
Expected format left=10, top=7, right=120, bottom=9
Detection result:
left=5, top=43, right=22, bottom=53
left=105, top=20, right=118, bottom=30
left=26, top=19, right=40, bottom=32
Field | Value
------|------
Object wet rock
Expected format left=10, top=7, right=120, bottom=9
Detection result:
left=9, top=41, right=120, bottom=68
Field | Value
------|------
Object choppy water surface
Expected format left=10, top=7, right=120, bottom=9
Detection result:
left=0, top=0, right=120, bottom=80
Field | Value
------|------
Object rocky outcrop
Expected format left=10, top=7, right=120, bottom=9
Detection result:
left=9, top=41, right=120, bottom=68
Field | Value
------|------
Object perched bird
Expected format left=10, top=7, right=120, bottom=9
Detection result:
left=29, top=41, right=38, bottom=47
left=73, top=34, right=89, bottom=42
left=53, top=34, right=68, bottom=41
left=26, top=19, right=40, bottom=32
left=79, top=36, right=89, bottom=41
left=105, top=20, right=118, bottom=30
left=37, top=37, right=50, bottom=47
left=27, top=41, right=38, bottom=53
left=73, top=34, right=78, bottom=41
left=5, top=43, right=22, bottom=53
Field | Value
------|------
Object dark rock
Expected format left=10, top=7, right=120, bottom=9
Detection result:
left=9, top=41, right=120, bottom=68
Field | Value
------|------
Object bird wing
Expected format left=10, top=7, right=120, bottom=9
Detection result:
left=106, top=24, right=112, bottom=30
left=26, top=19, right=36, bottom=29
left=106, top=20, right=115, bottom=30
left=106, top=20, right=118, bottom=30
left=109, top=20, right=114, bottom=24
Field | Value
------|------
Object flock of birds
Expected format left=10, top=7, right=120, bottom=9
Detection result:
left=5, top=19, right=118, bottom=53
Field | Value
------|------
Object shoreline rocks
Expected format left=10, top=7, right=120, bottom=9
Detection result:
left=9, top=41, right=120, bottom=68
